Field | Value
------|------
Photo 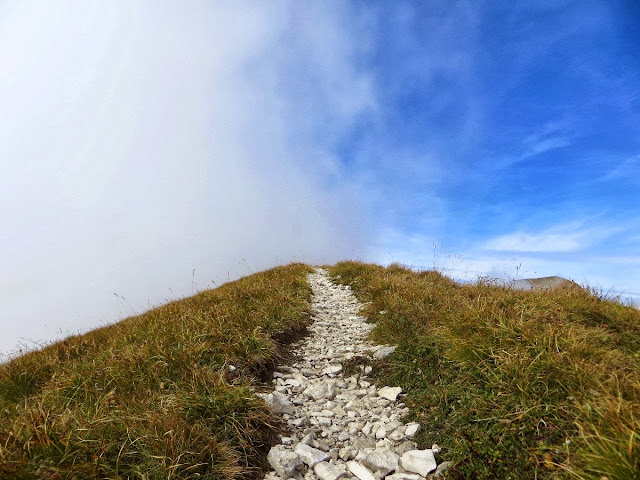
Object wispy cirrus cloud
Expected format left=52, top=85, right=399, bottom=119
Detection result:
left=491, top=120, right=574, bottom=170
left=483, top=231, right=583, bottom=253
left=600, top=153, right=640, bottom=182
left=519, top=136, right=571, bottom=161
left=482, top=221, right=623, bottom=253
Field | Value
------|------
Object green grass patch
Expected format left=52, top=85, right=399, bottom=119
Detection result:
left=329, top=261, right=640, bottom=480
left=0, top=263, right=312, bottom=479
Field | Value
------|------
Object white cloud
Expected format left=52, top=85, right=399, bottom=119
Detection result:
left=0, top=1, right=375, bottom=356
left=486, top=120, right=575, bottom=172
left=483, top=231, right=582, bottom=252
left=520, top=136, right=571, bottom=160
left=600, top=154, right=640, bottom=182
left=513, top=120, right=573, bottom=162
left=370, top=234, right=640, bottom=306
left=481, top=221, right=624, bottom=253
left=590, top=255, right=640, bottom=265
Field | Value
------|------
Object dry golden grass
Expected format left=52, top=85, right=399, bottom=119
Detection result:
left=0, top=263, right=312, bottom=479
left=4, top=260, right=638, bottom=479
left=329, top=261, right=640, bottom=479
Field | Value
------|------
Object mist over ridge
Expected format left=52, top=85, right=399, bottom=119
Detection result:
left=2, top=1, right=639, bottom=355
left=0, top=2, right=372, bottom=356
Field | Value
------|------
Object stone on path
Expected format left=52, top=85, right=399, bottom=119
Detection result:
left=399, top=449, right=438, bottom=476
left=385, top=473, right=422, bottom=480
left=346, top=460, right=377, bottom=480
left=303, top=380, right=337, bottom=400
left=378, top=386, right=402, bottom=401
left=266, top=445, right=303, bottom=479
left=294, top=442, right=329, bottom=466
left=323, top=364, right=343, bottom=375
left=314, top=461, right=347, bottom=480
left=404, top=422, right=421, bottom=439
left=362, top=448, right=399, bottom=476
left=257, top=392, right=294, bottom=415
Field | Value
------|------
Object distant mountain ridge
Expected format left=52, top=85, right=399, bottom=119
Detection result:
left=512, top=275, right=579, bottom=291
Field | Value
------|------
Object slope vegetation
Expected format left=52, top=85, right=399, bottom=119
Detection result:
left=0, top=263, right=312, bottom=479
left=2, top=261, right=638, bottom=479
left=328, top=261, right=640, bottom=479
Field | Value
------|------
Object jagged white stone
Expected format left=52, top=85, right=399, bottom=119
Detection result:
left=294, top=442, right=329, bottom=466
left=399, top=449, right=438, bottom=476
left=432, top=460, right=454, bottom=478
left=361, top=448, right=399, bottom=476
left=314, top=461, right=347, bottom=480
left=347, top=460, right=377, bottom=480
left=257, top=391, right=295, bottom=415
left=323, top=364, right=343, bottom=375
left=386, top=473, right=421, bottom=480
left=304, top=380, right=337, bottom=400
left=373, top=345, right=397, bottom=359
left=266, top=445, right=303, bottom=479
left=339, top=446, right=357, bottom=461
left=378, top=386, right=402, bottom=401
left=404, top=422, right=421, bottom=439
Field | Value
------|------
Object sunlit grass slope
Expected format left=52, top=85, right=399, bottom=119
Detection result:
left=328, top=261, right=640, bottom=480
left=0, top=263, right=312, bottom=479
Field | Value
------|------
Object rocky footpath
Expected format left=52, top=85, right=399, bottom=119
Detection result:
left=259, top=269, right=451, bottom=480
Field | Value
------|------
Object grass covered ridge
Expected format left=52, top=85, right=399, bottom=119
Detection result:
left=0, top=263, right=312, bottom=479
left=328, top=261, right=640, bottom=480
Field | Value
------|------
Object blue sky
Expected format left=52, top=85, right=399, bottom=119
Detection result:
left=1, top=1, right=638, bottom=355
left=347, top=1, right=640, bottom=296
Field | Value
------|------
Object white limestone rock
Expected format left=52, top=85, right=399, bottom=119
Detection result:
left=378, top=386, right=402, bottom=401
left=346, top=461, right=377, bottom=480
left=323, top=364, right=343, bottom=375
left=385, top=473, right=421, bottom=480
left=294, top=443, right=329, bottom=467
left=257, top=392, right=295, bottom=415
left=375, top=425, right=387, bottom=439
left=304, top=380, right=337, bottom=400
left=314, top=461, right=347, bottom=480
left=361, top=448, right=399, bottom=476
left=399, top=449, right=437, bottom=476
left=404, top=423, right=421, bottom=439
left=339, top=446, right=357, bottom=461
left=267, top=445, right=304, bottom=479
left=372, top=345, right=397, bottom=360
left=432, top=460, right=454, bottom=478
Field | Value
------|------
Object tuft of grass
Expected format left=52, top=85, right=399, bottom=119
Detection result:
left=329, top=261, right=640, bottom=480
left=0, top=263, right=312, bottom=479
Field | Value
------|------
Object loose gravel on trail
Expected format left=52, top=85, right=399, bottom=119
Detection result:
left=260, top=269, right=450, bottom=480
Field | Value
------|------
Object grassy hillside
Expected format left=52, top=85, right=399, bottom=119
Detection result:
left=328, top=262, right=640, bottom=479
left=2, top=261, right=638, bottom=479
left=0, top=263, right=312, bottom=479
